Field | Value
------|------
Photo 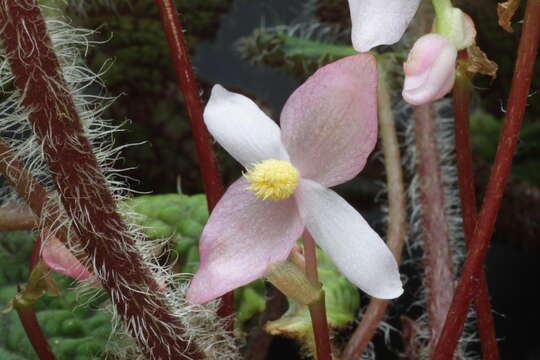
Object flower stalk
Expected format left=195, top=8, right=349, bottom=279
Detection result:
left=413, top=103, right=455, bottom=353
left=341, top=59, right=407, bottom=360
left=153, top=0, right=232, bottom=321
left=304, top=231, right=332, bottom=360
left=0, top=2, right=202, bottom=359
left=11, top=236, right=57, bottom=360
left=434, top=0, right=540, bottom=358
left=452, top=53, right=499, bottom=360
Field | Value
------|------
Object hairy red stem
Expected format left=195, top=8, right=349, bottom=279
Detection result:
left=341, top=61, right=407, bottom=360
left=0, top=141, right=49, bottom=214
left=452, top=59, right=499, bottom=360
left=401, top=316, right=421, bottom=360
left=414, top=104, right=454, bottom=353
left=0, top=140, right=89, bottom=269
left=153, top=0, right=233, bottom=321
left=433, top=1, right=540, bottom=358
left=0, top=3, right=201, bottom=359
left=304, top=231, right=332, bottom=360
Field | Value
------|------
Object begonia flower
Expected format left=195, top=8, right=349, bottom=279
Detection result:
left=402, top=33, right=457, bottom=105
left=348, top=0, right=422, bottom=52
left=187, top=54, right=403, bottom=305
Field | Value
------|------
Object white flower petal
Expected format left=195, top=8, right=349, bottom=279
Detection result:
left=187, top=178, right=304, bottom=304
left=204, top=85, right=289, bottom=168
left=295, top=179, right=403, bottom=299
left=349, top=0, right=421, bottom=52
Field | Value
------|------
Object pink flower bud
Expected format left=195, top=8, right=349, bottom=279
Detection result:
left=402, top=33, right=457, bottom=105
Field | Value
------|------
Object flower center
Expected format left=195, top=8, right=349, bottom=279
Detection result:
left=245, top=159, right=300, bottom=201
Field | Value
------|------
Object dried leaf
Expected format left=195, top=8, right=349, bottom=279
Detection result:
left=498, top=0, right=521, bottom=32
left=467, top=46, right=498, bottom=78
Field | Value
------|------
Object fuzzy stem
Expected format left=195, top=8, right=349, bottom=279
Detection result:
left=0, top=140, right=89, bottom=268
left=0, top=141, right=50, bottom=217
left=303, top=232, right=332, bottom=360
left=452, top=56, right=500, bottom=360
left=0, top=204, right=37, bottom=231
left=341, top=60, right=407, bottom=360
left=153, top=0, right=233, bottom=322
left=433, top=1, right=540, bottom=358
left=413, top=104, right=455, bottom=354
left=401, top=316, right=421, bottom=360
left=0, top=3, right=202, bottom=359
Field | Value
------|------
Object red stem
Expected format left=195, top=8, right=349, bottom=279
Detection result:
left=153, top=0, right=233, bottom=321
left=433, top=1, right=540, bottom=358
left=414, top=104, right=455, bottom=353
left=452, top=57, right=499, bottom=360
left=12, top=234, right=58, bottom=360
left=304, top=232, right=332, bottom=360
left=0, top=3, right=201, bottom=359
left=0, top=140, right=90, bottom=269
left=15, top=305, right=57, bottom=360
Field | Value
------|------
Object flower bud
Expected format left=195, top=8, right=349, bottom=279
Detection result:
left=402, top=34, right=457, bottom=105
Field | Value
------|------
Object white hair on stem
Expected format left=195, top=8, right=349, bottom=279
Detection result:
left=0, top=4, right=240, bottom=359
left=401, top=99, right=480, bottom=359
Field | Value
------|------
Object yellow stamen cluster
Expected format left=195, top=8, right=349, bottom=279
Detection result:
left=244, top=159, right=300, bottom=201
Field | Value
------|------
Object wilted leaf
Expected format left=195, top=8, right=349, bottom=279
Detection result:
left=467, top=46, right=498, bottom=78
left=497, top=0, right=521, bottom=32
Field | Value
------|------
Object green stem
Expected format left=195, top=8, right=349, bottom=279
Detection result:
left=432, top=0, right=455, bottom=36
left=432, top=0, right=453, bottom=20
left=303, top=232, right=332, bottom=360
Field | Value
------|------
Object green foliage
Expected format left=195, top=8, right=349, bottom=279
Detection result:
left=125, top=193, right=208, bottom=274
left=0, top=232, right=111, bottom=360
left=238, top=29, right=356, bottom=80
left=126, top=193, right=267, bottom=328
left=2, top=194, right=362, bottom=358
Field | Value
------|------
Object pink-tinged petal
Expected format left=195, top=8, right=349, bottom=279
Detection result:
left=295, top=179, right=403, bottom=299
left=280, top=54, right=378, bottom=187
left=42, top=237, right=94, bottom=282
left=402, top=34, right=457, bottom=105
left=204, top=85, right=289, bottom=168
left=348, top=0, right=421, bottom=52
left=187, top=178, right=304, bottom=304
